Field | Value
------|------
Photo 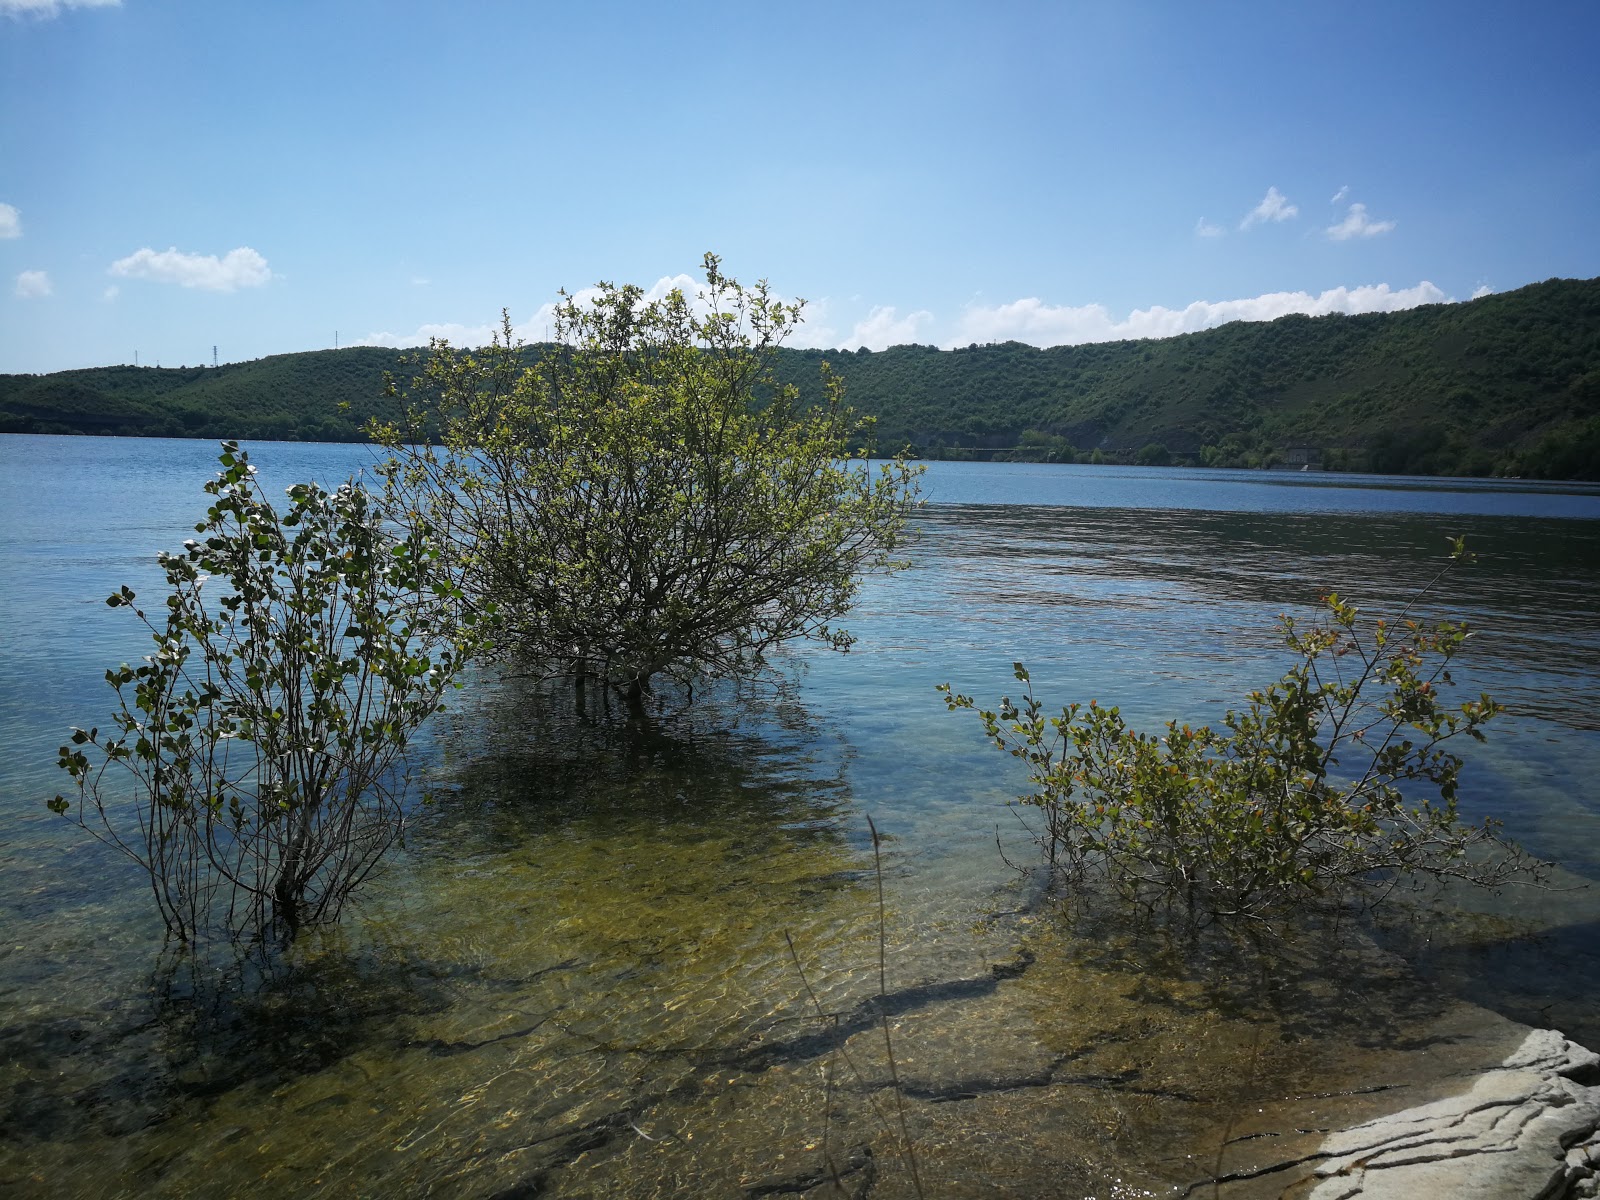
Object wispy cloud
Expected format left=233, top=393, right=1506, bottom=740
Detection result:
left=1330, top=185, right=1350, bottom=205
left=1240, top=186, right=1298, bottom=230
left=1, top=0, right=119, bottom=18
left=1326, top=203, right=1396, bottom=240
left=15, top=269, right=52, bottom=298
left=0, top=203, right=19, bottom=238
left=108, top=246, right=273, bottom=292
left=949, top=281, right=1450, bottom=348
left=1194, top=218, right=1225, bottom=238
left=1472, top=283, right=1494, bottom=299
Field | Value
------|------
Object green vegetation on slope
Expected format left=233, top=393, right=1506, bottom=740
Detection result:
left=4, top=276, right=1597, bottom=479
left=0, top=348, right=407, bottom=443
left=771, top=276, right=1600, bottom=479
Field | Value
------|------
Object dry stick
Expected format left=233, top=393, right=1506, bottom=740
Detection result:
left=866, top=814, right=927, bottom=1199
left=782, top=930, right=849, bottom=1194
left=781, top=892, right=912, bottom=1189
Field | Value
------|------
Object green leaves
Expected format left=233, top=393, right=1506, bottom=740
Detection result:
left=51, top=442, right=482, bottom=945
left=944, top=552, right=1543, bottom=923
left=374, top=256, right=923, bottom=703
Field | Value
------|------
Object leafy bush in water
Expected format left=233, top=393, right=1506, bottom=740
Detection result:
left=52, top=443, right=483, bottom=945
left=941, top=545, right=1543, bottom=922
left=374, top=254, right=922, bottom=711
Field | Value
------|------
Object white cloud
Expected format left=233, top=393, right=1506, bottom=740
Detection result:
left=848, top=305, right=934, bottom=350
left=1472, top=283, right=1493, bottom=299
left=1330, top=185, right=1350, bottom=205
left=1326, top=202, right=1396, bottom=240
left=782, top=296, right=838, bottom=350
left=950, top=280, right=1450, bottom=348
left=356, top=271, right=828, bottom=351
left=1240, top=186, right=1298, bottom=230
left=641, top=272, right=700, bottom=302
left=363, top=275, right=1463, bottom=357
left=1, top=0, right=119, bottom=17
left=358, top=285, right=660, bottom=350
left=108, top=245, right=273, bottom=292
left=355, top=318, right=534, bottom=350
left=15, top=269, right=52, bottom=298
left=0, top=203, right=19, bottom=239
left=1194, top=218, right=1225, bottom=238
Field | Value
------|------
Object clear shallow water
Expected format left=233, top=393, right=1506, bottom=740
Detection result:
left=2, top=436, right=1598, bottom=1197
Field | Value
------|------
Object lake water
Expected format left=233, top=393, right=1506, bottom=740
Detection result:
left=3, top=435, right=1598, bottom=1197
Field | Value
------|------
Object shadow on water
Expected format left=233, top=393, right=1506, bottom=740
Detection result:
left=418, top=669, right=858, bottom=846
left=1022, top=885, right=1449, bottom=1045
left=0, top=674, right=897, bottom=1198
left=400, top=670, right=878, bottom=979
left=378, top=672, right=909, bottom=1064
left=0, top=925, right=503, bottom=1147
left=1374, top=903, right=1600, bottom=1051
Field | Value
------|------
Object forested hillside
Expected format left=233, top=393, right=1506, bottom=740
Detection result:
left=773, top=276, right=1600, bottom=478
left=0, top=347, right=405, bottom=444
left=4, top=276, right=1597, bottom=478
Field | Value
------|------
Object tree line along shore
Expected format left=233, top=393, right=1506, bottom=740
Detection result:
left=4, top=275, right=1596, bottom=480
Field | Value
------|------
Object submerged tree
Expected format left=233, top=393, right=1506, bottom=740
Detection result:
left=52, top=444, right=482, bottom=944
left=373, top=254, right=922, bottom=711
left=941, top=543, right=1546, bottom=923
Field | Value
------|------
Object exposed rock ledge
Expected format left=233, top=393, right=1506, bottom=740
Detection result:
left=1302, top=1028, right=1600, bottom=1199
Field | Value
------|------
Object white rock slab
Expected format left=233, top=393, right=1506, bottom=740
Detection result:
left=1306, top=1029, right=1600, bottom=1199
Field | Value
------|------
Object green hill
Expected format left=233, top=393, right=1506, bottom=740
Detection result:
left=0, top=346, right=407, bottom=443
left=4, top=276, right=1597, bottom=479
left=772, top=276, right=1600, bottom=478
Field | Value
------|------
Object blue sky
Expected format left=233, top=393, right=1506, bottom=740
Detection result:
left=2, top=0, right=1597, bottom=373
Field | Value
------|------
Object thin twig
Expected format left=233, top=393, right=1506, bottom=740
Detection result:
left=866, top=814, right=926, bottom=1199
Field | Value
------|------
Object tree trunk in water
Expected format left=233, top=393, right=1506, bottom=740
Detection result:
left=273, top=802, right=316, bottom=938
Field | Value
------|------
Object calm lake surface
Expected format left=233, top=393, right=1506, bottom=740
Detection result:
left=3, top=435, right=1599, bottom=1197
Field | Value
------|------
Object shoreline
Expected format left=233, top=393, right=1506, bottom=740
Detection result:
left=1203, top=1025, right=1600, bottom=1198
